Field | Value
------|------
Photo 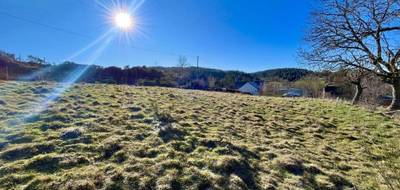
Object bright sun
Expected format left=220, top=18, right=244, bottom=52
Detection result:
left=114, top=12, right=133, bottom=30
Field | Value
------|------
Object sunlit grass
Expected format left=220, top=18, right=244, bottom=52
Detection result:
left=0, top=81, right=399, bottom=189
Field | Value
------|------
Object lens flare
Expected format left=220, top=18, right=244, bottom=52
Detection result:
left=21, top=36, right=114, bottom=125
left=1, top=0, right=148, bottom=127
left=95, top=0, right=147, bottom=44
left=114, top=11, right=134, bottom=30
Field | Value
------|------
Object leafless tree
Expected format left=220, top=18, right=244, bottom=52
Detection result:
left=301, top=0, right=400, bottom=110
left=293, top=76, right=325, bottom=98
left=263, top=81, right=286, bottom=96
left=176, top=56, right=189, bottom=85
left=177, top=56, right=189, bottom=69
left=344, top=68, right=370, bottom=104
left=361, top=73, right=392, bottom=105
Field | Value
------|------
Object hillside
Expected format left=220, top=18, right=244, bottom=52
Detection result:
left=1, top=52, right=312, bottom=89
left=0, top=81, right=399, bottom=189
left=0, top=54, right=44, bottom=81
left=253, top=68, right=313, bottom=82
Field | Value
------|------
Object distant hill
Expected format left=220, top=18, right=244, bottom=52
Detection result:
left=153, top=66, right=257, bottom=89
left=0, top=53, right=44, bottom=80
left=153, top=67, right=313, bottom=82
left=253, top=68, right=313, bottom=82
left=0, top=51, right=313, bottom=89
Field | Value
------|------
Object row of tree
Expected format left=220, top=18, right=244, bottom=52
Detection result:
left=0, top=51, right=312, bottom=91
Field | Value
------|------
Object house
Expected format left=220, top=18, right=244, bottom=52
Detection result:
left=323, top=84, right=339, bottom=98
left=238, top=81, right=263, bottom=95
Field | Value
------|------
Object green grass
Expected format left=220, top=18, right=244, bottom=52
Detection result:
left=0, top=81, right=399, bottom=189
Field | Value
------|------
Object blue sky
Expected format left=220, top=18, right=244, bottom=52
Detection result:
left=0, top=0, right=314, bottom=72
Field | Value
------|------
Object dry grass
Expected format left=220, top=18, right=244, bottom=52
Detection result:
left=0, top=81, right=399, bottom=189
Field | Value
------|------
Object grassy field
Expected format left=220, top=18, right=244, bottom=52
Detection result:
left=0, top=81, right=399, bottom=189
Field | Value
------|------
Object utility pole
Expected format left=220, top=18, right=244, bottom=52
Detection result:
left=196, top=56, right=199, bottom=80
left=5, top=66, right=9, bottom=80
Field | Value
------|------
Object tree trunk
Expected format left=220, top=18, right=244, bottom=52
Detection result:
left=351, top=82, right=363, bottom=105
left=388, top=82, right=400, bottom=110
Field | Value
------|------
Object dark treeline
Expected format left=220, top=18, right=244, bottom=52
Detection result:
left=0, top=51, right=312, bottom=90
left=254, top=68, right=312, bottom=82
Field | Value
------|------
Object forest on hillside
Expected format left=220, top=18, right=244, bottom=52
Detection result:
left=0, top=51, right=311, bottom=90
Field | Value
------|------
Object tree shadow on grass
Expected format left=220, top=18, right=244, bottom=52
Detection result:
left=0, top=144, right=55, bottom=161
left=220, top=158, right=259, bottom=189
left=25, top=156, right=61, bottom=173
left=158, top=125, right=187, bottom=143
left=199, top=140, right=260, bottom=189
left=200, top=139, right=260, bottom=159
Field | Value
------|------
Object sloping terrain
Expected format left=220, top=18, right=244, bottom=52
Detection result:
left=0, top=81, right=399, bottom=189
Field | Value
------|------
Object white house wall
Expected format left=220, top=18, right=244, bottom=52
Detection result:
left=238, top=83, right=259, bottom=95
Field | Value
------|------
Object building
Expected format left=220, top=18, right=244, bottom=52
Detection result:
left=323, top=85, right=339, bottom=98
left=238, top=82, right=263, bottom=95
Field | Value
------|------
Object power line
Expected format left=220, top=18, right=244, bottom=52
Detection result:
left=0, top=10, right=199, bottom=60
left=130, top=45, right=197, bottom=59
left=196, top=56, right=200, bottom=80
left=0, top=10, right=91, bottom=39
left=5, top=66, right=9, bottom=80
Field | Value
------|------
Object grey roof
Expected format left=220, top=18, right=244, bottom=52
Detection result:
left=247, top=82, right=262, bottom=90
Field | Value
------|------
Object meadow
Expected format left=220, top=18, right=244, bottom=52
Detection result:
left=0, top=81, right=399, bottom=189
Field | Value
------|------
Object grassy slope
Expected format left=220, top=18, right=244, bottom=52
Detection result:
left=0, top=81, right=399, bottom=190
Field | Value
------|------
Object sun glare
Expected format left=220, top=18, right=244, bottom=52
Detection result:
left=114, top=11, right=134, bottom=30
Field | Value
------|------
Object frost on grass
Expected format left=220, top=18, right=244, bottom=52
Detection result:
left=0, top=82, right=399, bottom=189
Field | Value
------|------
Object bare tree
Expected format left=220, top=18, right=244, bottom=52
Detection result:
left=293, top=76, right=325, bottom=98
left=361, top=74, right=392, bottom=105
left=343, top=68, right=370, bottom=104
left=27, top=55, right=46, bottom=65
left=263, top=80, right=289, bottom=96
left=177, top=56, right=189, bottom=69
left=176, top=56, right=189, bottom=86
left=302, top=0, right=400, bottom=110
